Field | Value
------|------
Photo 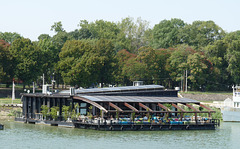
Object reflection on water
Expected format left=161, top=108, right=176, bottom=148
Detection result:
left=0, top=121, right=239, bottom=149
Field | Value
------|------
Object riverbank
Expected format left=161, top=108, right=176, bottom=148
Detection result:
left=0, top=106, right=21, bottom=120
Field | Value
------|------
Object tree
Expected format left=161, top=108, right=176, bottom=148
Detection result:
left=57, top=39, right=117, bottom=87
left=10, top=38, right=42, bottom=88
left=0, top=32, right=22, bottom=44
left=50, top=106, right=59, bottom=120
left=167, top=45, right=195, bottom=90
left=122, top=58, right=149, bottom=82
left=115, top=49, right=137, bottom=85
left=186, top=53, right=209, bottom=90
left=167, top=45, right=194, bottom=82
left=78, top=19, right=119, bottom=40
left=38, top=34, right=51, bottom=41
left=37, top=38, right=58, bottom=84
left=225, top=40, right=240, bottom=83
left=62, top=105, right=70, bottom=121
left=116, top=17, right=150, bottom=53
left=180, top=20, right=225, bottom=48
left=152, top=18, right=185, bottom=49
left=41, top=105, right=49, bottom=119
left=51, top=21, right=65, bottom=33
left=0, top=40, right=13, bottom=86
left=204, top=40, right=231, bottom=90
left=68, top=28, right=92, bottom=40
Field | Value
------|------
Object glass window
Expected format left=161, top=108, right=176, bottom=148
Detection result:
left=80, top=109, right=87, bottom=115
left=80, top=103, right=87, bottom=107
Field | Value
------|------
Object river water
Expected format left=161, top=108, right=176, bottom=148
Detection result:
left=0, top=121, right=239, bottom=149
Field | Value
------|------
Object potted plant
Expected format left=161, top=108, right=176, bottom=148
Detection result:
left=50, top=106, right=59, bottom=120
left=41, top=105, right=49, bottom=120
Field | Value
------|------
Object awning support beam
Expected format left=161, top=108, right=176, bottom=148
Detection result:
left=184, top=103, right=200, bottom=112
left=139, top=102, right=153, bottom=112
left=109, top=102, right=123, bottom=112
left=73, top=96, right=108, bottom=113
left=158, top=103, right=171, bottom=111
left=124, top=102, right=139, bottom=112
left=172, top=103, right=186, bottom=112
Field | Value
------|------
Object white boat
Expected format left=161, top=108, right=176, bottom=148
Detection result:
left=221, top=86, right=240, bottom=121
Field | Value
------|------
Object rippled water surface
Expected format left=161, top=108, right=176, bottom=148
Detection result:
left=0, top=121, right=239, bottom=149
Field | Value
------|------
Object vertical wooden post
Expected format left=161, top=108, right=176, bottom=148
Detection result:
left=209, top=112, right=211, bottom=118
left=32, top=97, right=36, bottom=119
left=195, top=112, right=197, bottom=124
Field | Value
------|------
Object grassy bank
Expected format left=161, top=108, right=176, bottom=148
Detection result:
left=0, top=98, right=21, bottom=104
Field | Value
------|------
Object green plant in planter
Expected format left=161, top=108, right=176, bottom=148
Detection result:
left=50, top=106, right=59, bottom=120
left=71, top=103, right=80, bottom=120
left=62, top=105, right=70, bottom=121
left=100, top=109, right=103, bottom=118
left=116, top=110, right=119, bottom=120
left=131, top=112, right=135, bottom=122
left=41, top=105, right=49, bottom=120
left=148, top=114, right=152, bottom=123
left=87, top=112, right=93, bottom=120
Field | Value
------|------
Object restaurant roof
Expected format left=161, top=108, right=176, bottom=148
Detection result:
left=60, top=85, right=164, bottom=94
left=75, top=95, right=200, bottom=104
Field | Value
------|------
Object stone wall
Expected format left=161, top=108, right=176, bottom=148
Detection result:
left=181, top=93, right=232, bottom=101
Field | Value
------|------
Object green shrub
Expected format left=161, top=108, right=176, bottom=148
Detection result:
left=50, top=106, right=59, bottom=120
left=41, top=105, right=49, bottom=119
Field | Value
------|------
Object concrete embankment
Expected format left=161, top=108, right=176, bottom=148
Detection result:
left=181, top=93, right=232, bottom=101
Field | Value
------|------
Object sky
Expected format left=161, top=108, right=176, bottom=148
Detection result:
left=1, top=0, right=240, bottom=41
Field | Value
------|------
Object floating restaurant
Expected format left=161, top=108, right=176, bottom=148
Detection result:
left=15, top=83, right=220, bottom=131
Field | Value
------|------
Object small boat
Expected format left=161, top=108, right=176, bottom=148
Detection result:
left=0, top=124, right=4, bottom=130
left=221, top=86, right=240, bottom=121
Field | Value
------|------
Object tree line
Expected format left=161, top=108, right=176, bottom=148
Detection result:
left=1, top=17, right=240, bottom=91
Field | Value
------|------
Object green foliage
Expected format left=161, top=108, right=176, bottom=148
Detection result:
left=225, top=40, right=240, bottom=83
left=10, top=38, right=42, bottom=87
left=2, top=18, right=240, bottom=92
left=58, top=39, right=116, bottom=87
left=180, top=20, right=225, bottom=48
left=0, top=40, right=13, bottom=84
left=131, top=112, right=135, bottom=121
left=116, top=110, right=119, bottom=119
left=0, top=32, right=22, bottom=44
left=211, top=107, right=222, bottom=120
left=51, top=21, right=65, bottom=33
left=116, top=17, right=150, bottom=53
left=41, top=105, right=49, bottom=118
left=37, top=38, right=59, bottom=83
left=62, top=105, right=70, bottom=121
left=71, top=103, right=80, bottom=120
left=50, top=106, right=59, bottom=120
left=152, top=18, right=185, bottom=49
left=87, top=112, right=93, bottom=120
left=163, top=104, right=172, bottom=111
